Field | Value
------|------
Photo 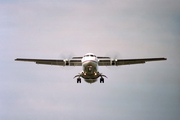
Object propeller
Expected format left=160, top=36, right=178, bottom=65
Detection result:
left=58, top=52, right=75, bottom=70
left=59, top=52, right=74, bottom=60
left=105, top=51, right=121, bottom=60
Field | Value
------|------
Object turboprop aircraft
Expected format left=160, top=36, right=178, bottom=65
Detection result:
left=15, top=53, right=166, bottom=83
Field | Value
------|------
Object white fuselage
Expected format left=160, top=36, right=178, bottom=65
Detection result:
left=81, top=53, right=99, bottom=83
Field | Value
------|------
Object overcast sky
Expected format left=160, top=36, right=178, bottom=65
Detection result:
left=0, top=0, right=180, bottom=120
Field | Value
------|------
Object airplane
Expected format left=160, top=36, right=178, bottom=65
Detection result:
left=15, top=53, right=167, bottom=83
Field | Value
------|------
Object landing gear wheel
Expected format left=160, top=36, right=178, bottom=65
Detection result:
left=77, top=78, right=81, bottom=83
left=100, top=78, right=104, bottom=83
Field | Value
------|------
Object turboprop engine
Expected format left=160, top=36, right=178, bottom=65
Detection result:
left=111, top=59, right=117, bottom=66
left=64, top=59, right=70, bottom=66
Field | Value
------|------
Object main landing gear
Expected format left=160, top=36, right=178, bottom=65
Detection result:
left=74, top=75, right=81, bottom=83
left=74, top=73, right=107, bottom=84
left=99, top=74, right=107, bottom=83
left=100, top=77, right=104, bottom=83
left=77, top=78, right=81, bottom=83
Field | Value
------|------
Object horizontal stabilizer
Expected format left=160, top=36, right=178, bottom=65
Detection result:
left=72, top=56, right=111, bottom=59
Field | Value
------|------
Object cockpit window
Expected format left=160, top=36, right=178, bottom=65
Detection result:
left=84, top=54, right=96, bottom=57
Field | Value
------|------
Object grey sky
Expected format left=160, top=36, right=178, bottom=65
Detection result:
left=0, top=0, right=180, bottom=120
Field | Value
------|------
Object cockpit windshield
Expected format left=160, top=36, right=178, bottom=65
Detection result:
left=84, top=54, right=96, bottom=57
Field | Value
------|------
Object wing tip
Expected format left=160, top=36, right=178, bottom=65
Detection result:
left=15, top=58, right=24, bottom=61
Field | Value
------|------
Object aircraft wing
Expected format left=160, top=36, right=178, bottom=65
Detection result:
left=15, top=58, right=82, bottom=66
left=98, top=58, right=167, bottom=66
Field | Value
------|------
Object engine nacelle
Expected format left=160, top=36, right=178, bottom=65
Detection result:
left=111, top=59, right=117, bottom=66
left=64, top=59, right=70, bottom=66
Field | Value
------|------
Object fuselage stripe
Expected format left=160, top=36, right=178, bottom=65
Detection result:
left=82, top=60, right=98, bottom=64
